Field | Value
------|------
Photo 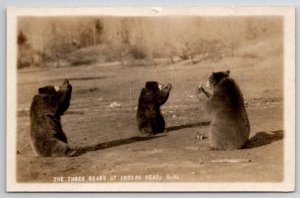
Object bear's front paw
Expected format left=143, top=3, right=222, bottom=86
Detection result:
left=66, top=149, right=80, bottom=157
left=197, top=82, right=205, bottom=93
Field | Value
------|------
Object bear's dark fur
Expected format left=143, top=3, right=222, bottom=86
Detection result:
left=198, top=70, right=250, bottom=150
left=30, top=79, right=77, bottom=157
left=136, top=81, right=172, bottom=136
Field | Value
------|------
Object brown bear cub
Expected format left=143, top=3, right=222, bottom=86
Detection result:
left=198, top=70, right=250, bottom=150
left=30, top=79, right=77, bottom=157
left=136, top=81, right=172, bottom=136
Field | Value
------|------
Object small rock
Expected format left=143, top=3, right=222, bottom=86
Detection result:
left=195, top=132, right=205, bottom=140
left=109, top=102, right=121, bottom=108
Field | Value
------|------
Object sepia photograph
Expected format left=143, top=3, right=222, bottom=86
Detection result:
left=6, top=7, right=295, bottom=192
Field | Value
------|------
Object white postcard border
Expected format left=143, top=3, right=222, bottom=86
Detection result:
left=6, top=6, right=295, bottom=192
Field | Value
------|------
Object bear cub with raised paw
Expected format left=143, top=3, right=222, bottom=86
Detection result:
left=30, top=79, right=78, bottom=157
left=136, top=81, right=172, bottom=136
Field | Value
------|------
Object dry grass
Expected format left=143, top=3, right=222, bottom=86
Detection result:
left=17, top=16, right=282, bottom=69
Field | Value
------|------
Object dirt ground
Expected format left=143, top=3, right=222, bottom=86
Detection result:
left=16, top=51, right=284, bottom=183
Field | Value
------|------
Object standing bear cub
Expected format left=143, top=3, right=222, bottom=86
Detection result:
left=198, top=70, right=250, bottom=150
left=136, top=81, right=172, bottom=136
left=30, top=79, right=77, bottom=157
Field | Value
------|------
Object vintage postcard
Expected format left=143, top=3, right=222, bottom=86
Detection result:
left=6, top=7, right=295, bottom=192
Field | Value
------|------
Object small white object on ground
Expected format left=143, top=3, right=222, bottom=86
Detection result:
left=109, top=102, right=121, bottom=107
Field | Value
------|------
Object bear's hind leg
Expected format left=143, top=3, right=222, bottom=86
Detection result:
left=151, top=116, right=165, bottom=135
left=49, top=139, right=72, bottom=157
left=139, top=125, right=154, bottom=136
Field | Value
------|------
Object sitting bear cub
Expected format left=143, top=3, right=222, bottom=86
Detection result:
left=198, top=70, right=250, bottom=150
left=136, top=81, right=172, bottom=136
left=30, top=79, right=77, bottom=157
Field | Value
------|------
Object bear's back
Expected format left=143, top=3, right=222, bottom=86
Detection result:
left=209, top=78, right=245, bottom=112
left=30, top=94, right=57, bottom=119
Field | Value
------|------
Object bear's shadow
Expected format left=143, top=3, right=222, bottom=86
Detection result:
left=165, top=121, right=211, bottom=132
left=243, top=130, right=284, bottom=149
left=74, top=135, right=164, bottom=156
left=73, top=128, right=283, bottom=156
left=73, top=121, right=211, bottom=156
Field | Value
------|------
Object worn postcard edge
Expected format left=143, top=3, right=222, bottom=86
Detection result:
left=6, top=6, right=295, bottom=192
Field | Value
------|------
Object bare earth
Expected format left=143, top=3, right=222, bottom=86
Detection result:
left=16, top=53, right=283, bottom=183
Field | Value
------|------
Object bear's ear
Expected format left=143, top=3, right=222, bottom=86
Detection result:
left=38, top=87, right=44, bottom=94
left=212, top=72, right=216, bottom=76
left=145, top=81, right=151, bottom=88
left=225, top=70, right=230, bottom=76
left=38, top=86, right=56, bottom=95
left=145, top=81, right=158, bottom=91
